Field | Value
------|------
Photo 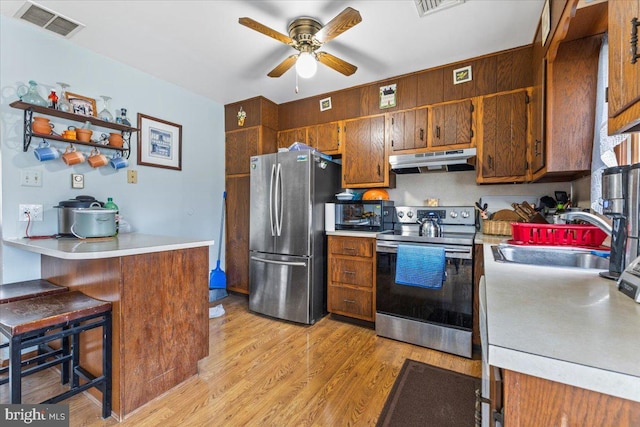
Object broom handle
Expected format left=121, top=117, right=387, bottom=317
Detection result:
left=217, top=191, right=226, bottom=261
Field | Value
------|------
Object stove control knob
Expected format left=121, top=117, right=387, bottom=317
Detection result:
left=450, top=211, right=458, bottom=218
left=397, top=211, right=404, bottom=218
left=406, top=211, right=414, bottom=218
left=461, top=210, right=470, bottom=219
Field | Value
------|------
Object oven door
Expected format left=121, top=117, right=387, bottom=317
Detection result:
left=376, top=241, right=474, bottom=330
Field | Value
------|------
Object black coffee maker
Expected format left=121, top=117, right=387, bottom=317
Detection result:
left=601, top=165, right=630, bottom=279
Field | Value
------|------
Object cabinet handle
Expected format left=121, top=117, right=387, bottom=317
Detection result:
left=436, top=126, right=441, bottom=139
left=419, top=128, right=424, bottom=141
left=344, top=271, right=355, bottom=275
left=474, top=389, right=491, bottom=427
left=488, top=155, right=493, bottom=170
left=343, top=299, right=356, bottom=304
left=377, top=164, right=381, bottom=176
left=344, top=247, right=355, bottom=251
left=534, top=139, right=542, bottom=156
left=631, top=17, right=639, bottom=64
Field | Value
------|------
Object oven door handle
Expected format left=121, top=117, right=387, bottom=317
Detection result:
left=376, top=242, right=472, bottom=259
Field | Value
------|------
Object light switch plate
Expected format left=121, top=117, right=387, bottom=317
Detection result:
left=71, top=173, right=84, bottom=189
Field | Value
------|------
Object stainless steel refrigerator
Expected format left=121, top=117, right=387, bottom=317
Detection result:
left=249, top=150, right=341, bottom=324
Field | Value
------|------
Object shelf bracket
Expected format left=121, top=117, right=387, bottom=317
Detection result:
left=23, top=107, right=34, bottom=152
left=122, top=131, right=132, bottom=159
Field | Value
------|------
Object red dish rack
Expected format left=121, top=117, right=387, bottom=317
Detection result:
left=510, top=223, right=609, bottom=248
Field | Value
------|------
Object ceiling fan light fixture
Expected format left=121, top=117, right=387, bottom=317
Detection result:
left=295, top=52, right=317, bottom=78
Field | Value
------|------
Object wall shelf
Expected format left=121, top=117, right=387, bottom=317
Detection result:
left=10, top=100, right=138, bottom=158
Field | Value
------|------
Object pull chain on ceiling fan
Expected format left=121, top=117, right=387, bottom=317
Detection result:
left=239, top=7, right=362, bottom=78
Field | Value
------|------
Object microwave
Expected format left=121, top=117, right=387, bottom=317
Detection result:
left=334, top=200, right=395, bottom=232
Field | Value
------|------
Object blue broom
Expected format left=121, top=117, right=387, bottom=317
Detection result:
left=209, top=192, right=227, bottom=299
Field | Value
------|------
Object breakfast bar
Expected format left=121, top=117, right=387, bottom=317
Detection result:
left=4, top=234, right=214, bottom=419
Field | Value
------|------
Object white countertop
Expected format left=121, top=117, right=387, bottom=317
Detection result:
left=4, top=233, right=214, bottom=260
left=483, top=243, right=640, bottom=402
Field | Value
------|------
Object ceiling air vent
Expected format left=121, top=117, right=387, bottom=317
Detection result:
left=14, top=1, right=84, bottom=38
left=414, top=0, right=466, bottom=17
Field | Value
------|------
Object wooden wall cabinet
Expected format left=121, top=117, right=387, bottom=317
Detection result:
left=608, top=0, right=640, bottom=134
left=430, top=99, right=474, bottom=149
left=277, top=127, right=308, bottom=150
left=477, top=89, right=529, bottom=184
left=327, top=235, right=376, bottom=322
left=388, top=108, right=428, bottom=153
left=224, top=97, right=278, bottom=294
left=342, top=115, right=389, bottom=188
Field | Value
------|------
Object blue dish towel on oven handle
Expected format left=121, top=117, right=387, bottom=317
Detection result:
left=395, top=244, right=446, bottom=289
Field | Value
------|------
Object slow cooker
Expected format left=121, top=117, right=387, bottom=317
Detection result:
left=55, top=195, right=103, bottom=236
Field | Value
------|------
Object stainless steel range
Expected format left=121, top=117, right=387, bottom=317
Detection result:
left=376, top=206, right=476, bottom=358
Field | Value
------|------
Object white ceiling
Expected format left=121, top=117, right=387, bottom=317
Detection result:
left=1, top=0, right=545, bottom=106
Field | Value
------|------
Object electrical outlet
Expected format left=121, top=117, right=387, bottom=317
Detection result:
left=19, top=204, right=43, bottom=221
left=127, top=169, right=137, bottom=184
left=21, top=170, right=42, bottom=187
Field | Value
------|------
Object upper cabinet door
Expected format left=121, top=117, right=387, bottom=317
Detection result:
left=309, top=122, right=342, bottom=155
left=430, top=99, right=473, bottom=148
left=226, top=128, right=259, bottom=175
left=478, top=90, right=529, bottom=183
left=342, top=116, right=387, bottom=188
left=277, top=127, right=308, bottom=150
left=608, top=0, right=640, bottom=134
left=389, top=108, right=428, bottom=153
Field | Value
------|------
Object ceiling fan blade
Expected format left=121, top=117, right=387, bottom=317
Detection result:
left=267, top=54, right=298, bottom=77
left=316, top=52, right=357, bottom=76
left=314, top=7, right=362, bottom=44
left=239, top=17, right=293, bottom=45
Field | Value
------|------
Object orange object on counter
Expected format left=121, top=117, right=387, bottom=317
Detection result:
left=362, top=189, right=389, bottom=200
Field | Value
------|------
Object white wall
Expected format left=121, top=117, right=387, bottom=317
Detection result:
left=0, top=16, right=224, bottom=283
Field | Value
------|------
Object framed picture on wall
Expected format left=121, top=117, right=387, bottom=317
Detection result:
left=137, top=113, right=182, bottom=170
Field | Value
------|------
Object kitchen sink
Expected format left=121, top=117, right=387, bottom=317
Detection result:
left=491, top=243, right=609, bottom=270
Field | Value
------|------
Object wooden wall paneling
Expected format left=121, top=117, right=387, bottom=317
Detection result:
left=497, top=47, right=534, bottom=92
left=259, top=126, right=278, bottom=154
left=564, top=1, right=607, bottom=42
left=416, top=68, right=444, bottom=106
left=472, top=56, right=497, bottom=97
left=224, top=96, right=278, bottom=131
left=546, top=35, right=601, bottom=174
left=360, top=76, right=417, bottom=116
left=225, top=175, right=251, bottom=294
left=503, top=370, right=640, bottom=426
left=42, top=256, right=123, bottom=416
left=442, top=63, right=465, bottom=101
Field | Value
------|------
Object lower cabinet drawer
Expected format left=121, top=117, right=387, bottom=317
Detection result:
left=330, top=258, right=373, bottom=287
left=328, top=285, right=373, bottom=320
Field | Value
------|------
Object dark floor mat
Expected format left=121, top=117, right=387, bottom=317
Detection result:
left=377, top=358, right=481, bottom=427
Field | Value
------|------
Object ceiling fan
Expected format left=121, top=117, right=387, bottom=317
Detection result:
left=239, top=7, right=362, bottom=78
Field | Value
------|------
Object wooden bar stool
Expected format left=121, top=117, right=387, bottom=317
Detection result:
left=0, top=291, right=112, bottom=418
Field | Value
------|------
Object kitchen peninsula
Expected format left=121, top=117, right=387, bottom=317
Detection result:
left=4, top=233, right=214, bottom=419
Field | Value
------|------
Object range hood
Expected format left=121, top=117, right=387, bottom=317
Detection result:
left=389, top=148, right=477, bottom=174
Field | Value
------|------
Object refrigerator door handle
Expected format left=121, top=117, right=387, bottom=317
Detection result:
left=251, top=256, right=307, bottom=267
left=275, top=162, right=283, bottom=236
left=269, top=163, right=276, bottom=236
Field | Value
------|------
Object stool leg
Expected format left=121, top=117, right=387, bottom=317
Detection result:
left=9, top=334, right=22, bottom=404
left=102, top=312, right=112, bottom=419
left=61, top=326, right=70, bottom=385
left=71, top=323, right=80, bottom=388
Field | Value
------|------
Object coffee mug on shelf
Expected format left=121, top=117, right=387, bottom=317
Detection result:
left=61, top=145, right=85, bottom=165
left=87, top=147, right=108, bottom=168
left=62, top=129, right=77, bottom=140
left=33, top=140, right=59, bottom=162
left=109, top=152, right=128, bottom=170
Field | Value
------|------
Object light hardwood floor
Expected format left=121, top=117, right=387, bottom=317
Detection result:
left=1, top=293, right=481, bottom=426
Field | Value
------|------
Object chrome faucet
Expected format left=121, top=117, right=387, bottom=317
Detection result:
left=558, top=212, right=612, bottom=236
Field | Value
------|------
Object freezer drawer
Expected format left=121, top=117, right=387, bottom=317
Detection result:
left=249, top=252, right=318, bottom=324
